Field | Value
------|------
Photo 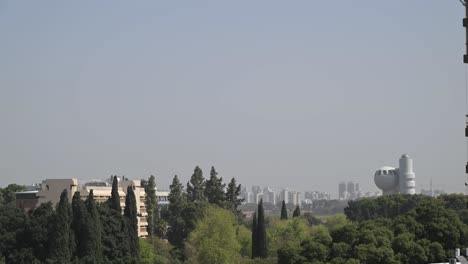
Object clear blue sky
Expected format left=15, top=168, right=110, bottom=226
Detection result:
left=0, top=1, right=466, bottom=195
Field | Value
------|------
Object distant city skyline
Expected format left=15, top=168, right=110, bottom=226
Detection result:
left=1, top=1, right=466, bottom=194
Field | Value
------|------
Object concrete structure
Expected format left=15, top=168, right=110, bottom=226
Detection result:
left=16, top=178, right=149, bottom=237
left=280, top=188, right=289, bottom=204
left=15, top=191, right=39, bottom=211
left=263, top=186, right=276, bottom=205
left=304, top=191, right=330, bottom=201
left=156, top=190, right=169, bottom=206
left=374, top=154, right=416, bottom=195
left=338, top=182, right=346, bottom=200
left=251, top=185, right=262, bottom=204
left=288, top=190, right=300, bottom=206
left=80, top=179, right=148, bottom=237
left=347, top=182, right=355, bottom=196
left=37, top=178, right=79, bottom=206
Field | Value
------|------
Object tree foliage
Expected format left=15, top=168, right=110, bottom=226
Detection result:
left=124, top=185, right=139, bottom=259
left=185, top=206, right=241, bottom=264
left=144, top=175, right=158, bottom=238
left=109, top=175, right=121, bottom=213
left=48, top=189, right=73, bottom=263
left=186, top=166, right=206, bottom=202
left=205, top=166, right=225, bottom=206
left=280, top=200, right=288, bottom=220
left=256, top=199, right=267, bottom=258
left=83, top=190, right=102, bottom=262
left=293, top=205, right=300, bottom=218
left=225, top=177, right=243, bottom=212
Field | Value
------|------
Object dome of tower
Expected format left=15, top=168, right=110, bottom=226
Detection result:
left=374, top=166, right=398, bottom=191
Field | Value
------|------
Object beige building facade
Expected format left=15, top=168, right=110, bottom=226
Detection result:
left=35, top=178, right=148, bottom=237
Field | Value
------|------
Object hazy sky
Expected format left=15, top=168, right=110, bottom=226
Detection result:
left=0, top=1, right=466, bottom=196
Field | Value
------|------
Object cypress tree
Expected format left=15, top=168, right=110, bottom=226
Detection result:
left=293, top=205, right=301, bottom=218
left=281, top=200, right=288, bottom=220
left=257, top=199, right=267, bottom=258
left=48, top=189, right=73, bottom=263
left=144, top=175, right=157, bottom=238
left=225, top=177, right=243, bottom=211
left=205, top=166, right=225, bottom=206
left=124, top=185, right=139, bottom=258
left=186, top=166, right=206, bottom=202
left=109, top=175, right=121, bottom=213
left=100, top=202, right=127, bottom=261
left=83, top=190, right=102, bottom=262
left=71, top=191, right=86, bottom=258
left=251, top=212, right=257, bottom=259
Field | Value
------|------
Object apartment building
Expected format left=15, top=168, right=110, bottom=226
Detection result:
left=18, top=178, right=148, bottom=237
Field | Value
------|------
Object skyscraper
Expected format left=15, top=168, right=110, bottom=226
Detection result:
left=338, top=182, right=346, bottom=200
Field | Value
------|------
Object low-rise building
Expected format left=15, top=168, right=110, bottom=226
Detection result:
left=16, top=178, right=148, bottom=237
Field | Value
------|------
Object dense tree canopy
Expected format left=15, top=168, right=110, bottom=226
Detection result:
left=1, top=174, right=467, bottom=264
left=185, top=206, right=241, bottom=264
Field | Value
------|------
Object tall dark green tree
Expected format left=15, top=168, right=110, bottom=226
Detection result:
left=251, top=212, right=258, bottom=259
left=205, top=166, right=225, bottom=206
left=257, top=199, right=267, bottom=258
left=101, top=177, right=131, bottom=261
left=124, top=185, right=139, bottom=258
left=109, top=175, right=121, bottom=213
left=144, top=175, right=158, bottom=238
left=281, top=200, right=288, bottom=220
left=48, top=189, right=73, bottom=263
left=100, top=203, right=129, bottom=261
left=225, top=177, right=243, bottom=211
left=83, top=190, right=102, bottom=262
left=186, top=166, right=206, bottom=202
left=71, top=191, right=86, bottom=258
left=293, top=205, right=301, bottom=218
left=167, top=175, right=187, bottom=249
left=27, top=202, right=55, bottom=262
left=0, top=204, right=30, bottom=263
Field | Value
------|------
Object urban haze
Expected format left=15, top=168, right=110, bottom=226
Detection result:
left=0, top=1, right=466, bottom=195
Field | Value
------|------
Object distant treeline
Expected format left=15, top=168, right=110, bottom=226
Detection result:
left=240, top=199, right=348, bottom=216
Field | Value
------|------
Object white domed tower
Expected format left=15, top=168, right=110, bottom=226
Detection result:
left=374, top=154, right=416, bottom=195
left=374, top=166, right=399, bottom=195
left=398, top=154, right=416, bottom=194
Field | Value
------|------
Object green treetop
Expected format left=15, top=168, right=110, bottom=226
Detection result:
left=168, top=175, right=187, bottom=249
left=48, top=189, right=73, bottom=263
left=71, top=191, right=86, bottom=259
left=257, top=199, right=267, bottom=258
left=124, top=185, right=139, bottom=258
left=205, top=166, right=226, bottom=206
left=281, top=200, right=288, bottom=220
left=293, top=205, right=301, bottom=218
left=144, top=175, right=157, bottom=238
left=109, top=175, right=121, bottom=213
left=187, top=166, right=206, bottom=202
left=225, top=177, right=243, bottom=211
left=83, top=190, right=102, bottom=262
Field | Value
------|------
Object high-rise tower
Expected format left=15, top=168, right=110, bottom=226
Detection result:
left=374, top=154, right=416, bottom=195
